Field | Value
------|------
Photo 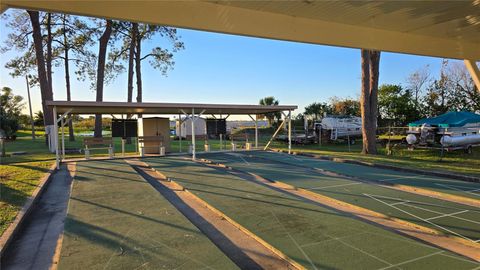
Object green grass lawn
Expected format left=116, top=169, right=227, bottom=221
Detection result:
left=0, top=161, right=53, bottom=236
left=0, top=130, right=56, bottom=236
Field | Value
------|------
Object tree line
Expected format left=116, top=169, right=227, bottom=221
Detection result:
left=1, top=10, right=184, bottom=144
left=302, top=61, right=479, bottom=127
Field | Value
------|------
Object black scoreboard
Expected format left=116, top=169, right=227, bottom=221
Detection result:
left=206, top=119, right=226, bottom=138
left=112, top=119, right=138, bottom=138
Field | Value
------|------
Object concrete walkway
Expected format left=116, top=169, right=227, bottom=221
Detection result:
left=1, top=164, right=74, bottom=270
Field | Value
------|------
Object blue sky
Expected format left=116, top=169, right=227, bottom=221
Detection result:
left=0, top=11, right=456, bottom=118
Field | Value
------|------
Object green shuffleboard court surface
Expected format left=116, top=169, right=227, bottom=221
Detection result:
left=203, top=152, right=480, bottom=243
left=57, top=160, right=238, bottom=270
left=144, top=156, right=479, bottom=269
left=259, top=151, right=480, bottom=200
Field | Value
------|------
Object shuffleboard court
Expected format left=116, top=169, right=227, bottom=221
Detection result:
left=57, top=160, right=238, bottom=270
left=200, top=152, right=480, bottom=245
left=257, top=151, right=480, bottom=200
left=144, top=156, right=479, bottom=269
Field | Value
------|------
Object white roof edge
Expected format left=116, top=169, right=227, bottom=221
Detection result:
left=46, top=100, right=297, bottom=114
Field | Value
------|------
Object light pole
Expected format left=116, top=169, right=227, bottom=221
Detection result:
left=26, top=75, right=35, bottom=140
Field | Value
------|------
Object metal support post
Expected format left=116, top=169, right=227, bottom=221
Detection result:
left=191, top=108, right=196, bottom=160
left=288, top=111, right=292, bottom=154
left=248, top=114, right=258, bottom=149
left=220, top=134, right=223, bottom=150
left=121, top=138, right=125, bottom=156
left=26, top=75, right=35, bottom=140
left=53, top=106, right=59, bottom=169
left=61, top=118, right=65, bottom=159
left=178, top=113, right=182, bottom=152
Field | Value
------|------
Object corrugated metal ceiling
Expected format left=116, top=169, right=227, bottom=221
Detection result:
left=216, top=1, right=480, bottom=43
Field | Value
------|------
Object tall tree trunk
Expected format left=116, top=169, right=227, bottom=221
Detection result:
left=127, top=23, right=137, bottom=105
left=135, top=25, right=142, bottom=117
left=46, top=13, right=53, bottom=97
left=125, top=22, right=137, bottom=144
left=94, top=20, right=113, bottom=138
left=368, top=50, right=380, bottom=152
left=360, top=49, right=381, bottom=155
left=135, top=26, right=142, bottom=104
left=63, top=16, right=75, bottom=141
left=28, top=11, right=54, bottom=140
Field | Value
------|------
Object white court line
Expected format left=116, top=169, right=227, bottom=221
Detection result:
left=389, top=201, right=410, bottom=206
left=269, top=210, right=318, bottom=270
left=288, top=154, right=304, bottom=162
left=364, top=193, right=477, bottom=243
left=378, top=175, right=417, bottom=182
left=329, top=234, right=393, bottom=267
left=439, top=252, right=480, bottom=264
left=363, top=193, right=473, bottom=212
left=424, top=210, right=469, bottom=221
left=403, top=203, right=480, bottom=225
left=435, top=183, right=480, bottom=197
left=226, top=152, right=251, bottom=165
left=238, top=155, right=250, bottom=165
left=376, top=251, right=444, bottom=270
left=299, top=231, right=370, bottom=248
left=308, top=182, right=362, bottom=190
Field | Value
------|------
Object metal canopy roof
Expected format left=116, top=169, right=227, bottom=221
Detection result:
left=46, top=101, right=297, bottom=115
left=2, top=1, right=479, bottom=60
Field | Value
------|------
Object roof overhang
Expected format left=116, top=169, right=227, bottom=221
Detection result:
left=3, top=1, right=480, bottom=60
left=46, top=101, right=297, bottom=115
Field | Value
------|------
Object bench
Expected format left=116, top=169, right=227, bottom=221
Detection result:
left=84, top=137, right=114, bottom=159
left=138, top=136, right=165, bottom=156
left=229, top=133, right=251, bottom=151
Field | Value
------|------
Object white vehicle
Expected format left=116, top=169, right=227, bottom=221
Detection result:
left=315, top=115, right=362, bottom=141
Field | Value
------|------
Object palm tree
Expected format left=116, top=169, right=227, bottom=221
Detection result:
left=304, top=102, right=329, bottom=120
left=259, top=96, right=280, bottom=127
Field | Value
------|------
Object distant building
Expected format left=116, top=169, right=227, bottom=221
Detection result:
left=227, top=120, right=268, bottom=131
left=176, top=117, right=206, bottom=139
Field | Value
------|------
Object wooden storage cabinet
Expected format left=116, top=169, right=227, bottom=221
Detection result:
left=138, top=117, right=171, bottom=153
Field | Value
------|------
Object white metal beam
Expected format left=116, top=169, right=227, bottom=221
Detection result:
left=61, top=118, right=65, bottom=159
left=191, top=108, right=196, bottom=160
left=57, top=108, right=73, bottom=123
left=288, top=111, right=292, bottom=154
left=53, top=106, right=59, bottom=169
left=464, top=60, right=480, bottom=92
left=178, top=113, right=182, bottom=152
left=264, top=118, right=287, bottom=150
